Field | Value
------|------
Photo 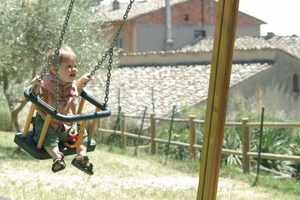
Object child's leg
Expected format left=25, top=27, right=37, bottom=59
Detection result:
left=46, top=145, right=66, bottom=172
left=71, top=128, right=93, bottom=174
left=34, top=115, right=66, bottom=172
left=76, top=144, right=87, bottom=157
left=34, top=114, right=64, bottom=160
left=45, top=146, right=63, bottom=160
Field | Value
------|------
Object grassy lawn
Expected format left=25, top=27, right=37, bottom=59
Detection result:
left=1, top=131, right=300, bottom=200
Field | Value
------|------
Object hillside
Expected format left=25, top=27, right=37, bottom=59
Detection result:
left=0, top=131, right=298, bottom=200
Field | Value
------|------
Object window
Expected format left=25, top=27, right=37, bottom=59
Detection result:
left=193, top=30, right=206, bottom=39
left=184, top=14, right=189, bottom=22
left=115, top=37, right=123, bottom=48
left=293, top=73, right=299, bottom=93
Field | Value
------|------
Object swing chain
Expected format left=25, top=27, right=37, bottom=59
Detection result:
left=53, top=0, right=76, bottom=109
left=39, top=0, right=76, bottom=79
left=104, top=47, right=114, bottom=107
left=90, top=0, right=135, bottom=107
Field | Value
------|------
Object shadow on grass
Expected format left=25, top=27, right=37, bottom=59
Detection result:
left=0, top=145, right=32, bottom=160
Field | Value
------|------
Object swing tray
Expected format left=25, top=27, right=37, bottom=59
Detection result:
left=24, top=87, right=111, bottom=122
left=14, top=131, right=96, bottom=160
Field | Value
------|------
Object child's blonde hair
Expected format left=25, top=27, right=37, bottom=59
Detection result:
left=48, top=46, right=76, bottom=67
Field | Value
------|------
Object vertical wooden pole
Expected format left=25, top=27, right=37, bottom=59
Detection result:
left=76, top=120, right=87, bottom=148
left=37, top=114, right=52, bottom=149
left=150, top=114, right=156, bottom=154
left=77, top=98, right=85, bottom=114
left=98, top=118, right=104, bottom=143
left=120, top=112, right=127, bottom=149
left=89, top=107, right=101, bottom=140
left=189, top=115, right=196, bottom=159
left=23, top=104, right=35, bottom=135
left=242, top=118, right=250, bottom=173
left=197, top=1, right=240, bottom=200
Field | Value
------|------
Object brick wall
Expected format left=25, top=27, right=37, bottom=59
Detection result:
left=136, top=0, right=262, bottom=27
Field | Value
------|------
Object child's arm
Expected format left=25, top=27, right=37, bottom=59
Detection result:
left=76, top=73, right=95, bottom=92
left=31, top=76, right=43, bottom=95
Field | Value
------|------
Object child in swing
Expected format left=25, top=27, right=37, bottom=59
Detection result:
left=32, top=46, right=94, bottom=174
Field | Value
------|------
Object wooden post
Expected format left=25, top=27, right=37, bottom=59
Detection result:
left=242, top=118, right=250, bottom=173
left=77, top=98, right=85, bottom=114
left=150, top=114, right=156, bottom=154
left=23, top=104, right=35, bottom=135
left=120, top=112, right=127, bottom=149
left=37, top=114, right=52, bottom=149
left=197, top=1, right=240, bottom=200
left=76, top=120, right=87, bottom=148
left=189, top=115, right=196, bottom=159
left=89, top=107, right=101, bottom=141
left=98, top=118, right=104, bottom=143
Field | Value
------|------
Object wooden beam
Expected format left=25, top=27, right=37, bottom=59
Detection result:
left=76, top=120, right=87, bottom=148
left=77, top=98, right=85, bottom=114
left=23, top=104, right=35, bottom=135
left=197, top=1, right=240, bottom=200
left=37, top=114, right=52, bottom=149
left=89, top=107, right=101, bottom=141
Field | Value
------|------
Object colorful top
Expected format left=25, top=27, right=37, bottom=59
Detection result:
left=38, top=74, right=79, bottom=130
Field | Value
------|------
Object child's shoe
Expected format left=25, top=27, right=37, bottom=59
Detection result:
left=52, top=158, right=66, bottom=173
left=71, top=155, right=94, bottom=175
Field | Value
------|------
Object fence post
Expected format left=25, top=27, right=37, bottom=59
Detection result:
left=189, top=115, right=196, bottom=159
left=98, top=118, right=103, bottom=143
left=150, top=114, right=156, bottom=154
left=121, top=112, right=127, bottom=149
left=242, top=118, right=250, bottom=173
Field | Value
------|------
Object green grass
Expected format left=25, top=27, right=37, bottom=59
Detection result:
left=221, top=164, right=300, bottom=197
left=1, top=131, right=300, bottom=200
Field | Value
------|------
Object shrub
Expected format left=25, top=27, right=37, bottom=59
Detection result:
left=0, top=102, right=11, bottom=131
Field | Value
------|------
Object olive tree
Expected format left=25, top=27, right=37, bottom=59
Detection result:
left=0, top=0, right=106, bottom=131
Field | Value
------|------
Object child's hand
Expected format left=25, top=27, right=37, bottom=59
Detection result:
left=77, top=73, right=95, bottom=88
left=82, top=73, right=95, bottom=82
left=31, top=76, right=43, bottom=94
left=31, top=76, right=42, bottom=86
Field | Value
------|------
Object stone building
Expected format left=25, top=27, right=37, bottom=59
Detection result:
left=88, top=35, right=300, bottom=119
left=92, top=0, right=265, bottom=53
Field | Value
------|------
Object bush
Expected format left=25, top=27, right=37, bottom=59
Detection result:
left=0, top=103, right=11, bottom=131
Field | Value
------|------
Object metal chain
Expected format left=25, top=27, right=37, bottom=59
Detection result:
left=53, top=0, right=76, bottom=109
left=90, top=0, right=135, bottom=107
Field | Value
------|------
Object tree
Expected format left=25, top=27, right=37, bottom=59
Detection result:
left=0, top=0, right=106, bottom=131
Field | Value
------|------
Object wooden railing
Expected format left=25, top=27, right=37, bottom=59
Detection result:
left=96, top=114, right=300, bottom=173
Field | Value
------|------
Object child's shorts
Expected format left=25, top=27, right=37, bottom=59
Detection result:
left=33, top=114, right=89, bottom=149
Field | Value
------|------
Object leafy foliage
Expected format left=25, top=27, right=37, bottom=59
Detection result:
left=0, top=0, right=107, bottom=130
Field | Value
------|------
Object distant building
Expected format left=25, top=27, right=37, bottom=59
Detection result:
left=92, top=0, right=265, bottom=53
left=89, top=35, right=300, bottom=118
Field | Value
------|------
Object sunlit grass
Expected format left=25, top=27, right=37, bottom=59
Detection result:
left=1, top=131, right=300, bottom=200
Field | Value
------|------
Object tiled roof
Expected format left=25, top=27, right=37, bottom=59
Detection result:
left=88, top=62, right=272, bottom=116
left=92, top=0, right=188, bottom=22
left=181, top=35, right=300, bottom=59
left=268, top=35, right=300, bottom=59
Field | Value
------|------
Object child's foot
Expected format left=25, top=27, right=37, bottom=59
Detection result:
left=52, top=158, right=66, bottom=173
left=71, top=155, right=94, bottom=175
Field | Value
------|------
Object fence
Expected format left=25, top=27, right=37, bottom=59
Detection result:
left=95, top=114, right=300, bottom=174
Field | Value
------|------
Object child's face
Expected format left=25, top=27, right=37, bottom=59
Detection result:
left=58, top=58, right=78, bottom=83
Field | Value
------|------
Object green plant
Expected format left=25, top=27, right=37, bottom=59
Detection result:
left=0, top=98, right=11, bottom=131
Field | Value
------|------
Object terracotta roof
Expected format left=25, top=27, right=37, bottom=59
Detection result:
left=172, top=35, right=300, bottom=59
left=93, top=0, right=265, bottom=24
left=88, top=62, right=272, bottom=116
left=268, top=35, right=300, bottom=59
left=181, top=36, right=273, bottom=52
left=92, top=0, right=189, bottom=22
left=121, top=35, right=300, bottom=58
left=84, top=35, right=300, bottom=117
